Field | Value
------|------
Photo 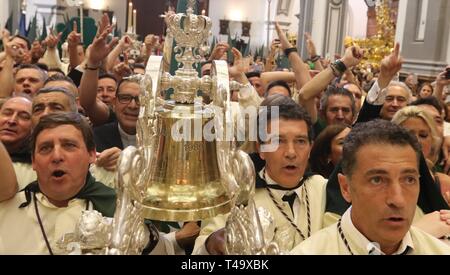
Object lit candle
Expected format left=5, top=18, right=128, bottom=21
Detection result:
left=21, top=0, right=27, bottom=14
left=128, top=2, right=133, bottom=33
left=133, top=9, right=137, bottom=34
left=201, top=9, right=206, bottom=16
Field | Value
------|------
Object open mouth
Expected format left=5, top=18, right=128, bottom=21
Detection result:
left=284, top=165, right=298, bottom=171
left=52, top=170, right=67, bottom=178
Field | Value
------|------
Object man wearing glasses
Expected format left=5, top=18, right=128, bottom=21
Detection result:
left=93, top=78, right=140, bottom=152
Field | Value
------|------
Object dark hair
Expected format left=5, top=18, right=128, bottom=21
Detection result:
left=44, top=74, right=76, bottom=87
left=35, top=63, right=49, bottom=72
left=99, top=73, right=118, bottom=84
left=34, top=86, right=78, bottom=113
left=410, top=96, right=442, bottom=114
left=15, top=64, right=47, bottom=81
left=11, top=35, right=31, bottom=50
left=131, top=63, right=146, bottom=71
left=245, top=71, right=261, bottom=79
left=116, top=77, right=139, bottom=96
left=310, top=124, right=350, bottom=178
left=320, top=86, right=356, bottom=116
left=341, top=119, right=421, bottom=177
left=258, top=94, right=314, bottom=143
left=31, top=112, right=95, bottom=157
left=48, top=68, right=66, bottom=76
left=265, top=80, right=292, bottom=98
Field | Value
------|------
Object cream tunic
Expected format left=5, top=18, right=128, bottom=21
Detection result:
left=192, top=172, right=327, bottom=254
left=292, top=208, right=450, bottom=255
left=0, top=192, right=89, bottom=254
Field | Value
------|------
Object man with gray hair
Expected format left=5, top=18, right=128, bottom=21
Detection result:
left=356, top=43, right=412, bottom=123
left=31, top=86, right=78, bottom=126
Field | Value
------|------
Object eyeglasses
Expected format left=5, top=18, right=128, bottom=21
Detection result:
left=117, top=94, right=140, bottom=105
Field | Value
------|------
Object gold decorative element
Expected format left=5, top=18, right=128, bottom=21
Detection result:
left=345, top=0, right=396, bottom=70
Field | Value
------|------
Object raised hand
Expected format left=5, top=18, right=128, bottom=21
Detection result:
left=119, top=35, right=133, bottom=51
left=377, top=42, right=403, bottom=89
left=163, top=9, right=175, bottom=25
left=274, top=22, right=293, bottom=51
left=305, top=32, right=317, bottom=57
left=2, top=29, right=25, bottom=62
left=67, top=21, right=81, bottom=48
left=144, top=34, right=158, bottom=48
left=228, top=47, right=248, bottom=78
left=208, top=42, right=229, bottom=61
left=30, top=41, right=45, bottom=61
left=86, top=14, right=119, bottom=66
left=113, top=53, right=132, bottom=79
left=341, top=45, right=364, bottom=69
left=436, top=66, right=450, bottom=87
left=380, top=43, right=403, bottom=78
left=45, top=30, right=62, bottom=49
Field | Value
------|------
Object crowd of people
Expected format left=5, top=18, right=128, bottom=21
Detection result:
left=0, top=11, right=450, bottom=255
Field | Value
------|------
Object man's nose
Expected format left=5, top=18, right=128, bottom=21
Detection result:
left=391, top=99, right=400, bottom=107
left=42, top=107, right=51, bottom=117
left=386, top=182, right=406, bottom=209
left=129, top=98, right=139, bottom=108
left=6, top=113, right=19, bottom=124
left=285, top=142, right=297, bottom=159
left=51, top=145, right=64, bottom=164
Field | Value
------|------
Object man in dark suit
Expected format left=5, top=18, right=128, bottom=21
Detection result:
left=93, top=78, right=140, bottom=152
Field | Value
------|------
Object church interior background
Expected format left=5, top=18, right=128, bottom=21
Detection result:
left=1, top=0, right=449, bottom=82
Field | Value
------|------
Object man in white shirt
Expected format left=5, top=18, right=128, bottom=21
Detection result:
left=0, top=112, right=117, bottom=254
left=193, top=95, right=327, bottom=255
left=292, top=119, right=450, bottom=255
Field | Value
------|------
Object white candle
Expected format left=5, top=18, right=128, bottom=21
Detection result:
left=133, top=9, right=137, bottom=34
left=128, top=2, right=133, bottom=33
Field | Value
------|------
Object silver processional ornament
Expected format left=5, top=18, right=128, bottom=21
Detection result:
left=59, top=0, right=280, bottom=255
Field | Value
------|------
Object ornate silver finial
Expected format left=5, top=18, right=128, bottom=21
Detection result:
left=187, top=0, right=196, bottom=15
left=225, top=199, right=281, bottom=255
left=165, top=1, right=212, bottom=103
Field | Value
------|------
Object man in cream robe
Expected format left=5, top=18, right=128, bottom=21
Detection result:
left=193, top=97, right=327, bottom=254
left=0, top=113, right=117, bottom=254
left=292, top=207, right=450, bottom=255
left=292, top=120, right=450, bottom=255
